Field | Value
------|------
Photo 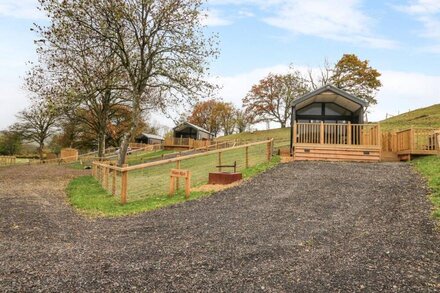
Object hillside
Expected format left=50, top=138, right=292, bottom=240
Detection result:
left=379, top=104, right=440, bottom=131
left=216, top=127, right=291, bottom=148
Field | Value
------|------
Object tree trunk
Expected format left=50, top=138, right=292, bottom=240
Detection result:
left=118, top=92, right=141, bottom=166
left=97, top=131, right=106, bottom=160
left=280, top=121, right=286, bottom=128
left=38, top=142, right=44, bottom=160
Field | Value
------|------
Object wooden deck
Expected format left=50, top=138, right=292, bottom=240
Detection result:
left=164, top=137, right=213, bottom=150
left=290, top=122, right=439, bottom=162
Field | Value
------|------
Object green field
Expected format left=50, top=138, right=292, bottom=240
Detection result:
left=412, top=156, right=440, bottom=220
left=119, top=143, right=270, bottom=201
left=217, top=127, right=291, bottom=149
left=67, top=155, right=280, bottom=217
left=379, top=104, right=440, bottom=131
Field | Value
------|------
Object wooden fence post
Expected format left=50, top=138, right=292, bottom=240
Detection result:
left=320, top=121, right=324, bottom=144
left=104, top=163, right=109, bottom=191
left=185, top=171, right=191, bottom=199
left=121, top=164, right=128, bottom=205
left=245, top=146, right=249, bottom=168
left=347, top=122, right=352, bottom=145
left=266, top=139, right=271, bottom=161
left=112, top=166, right=116, bottom=196
left=218, top=151, right=222, bottom=172
left=176, top=159, right=181, bottom=190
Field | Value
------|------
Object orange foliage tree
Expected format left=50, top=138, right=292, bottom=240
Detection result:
left=243, top=72, right=309, bottom=128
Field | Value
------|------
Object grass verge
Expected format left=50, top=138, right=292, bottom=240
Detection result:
left=67, top=155, right=280, bottom=217
left=412, top=156, right=440, bottom=220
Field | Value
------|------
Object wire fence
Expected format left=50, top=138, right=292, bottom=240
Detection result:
left=92, top=139, right=274, bottom=204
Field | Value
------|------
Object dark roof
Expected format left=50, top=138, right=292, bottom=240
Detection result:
left=137, top=133, right=164, bottom=140
left=291, top=84, right=368, bottom=108
left=173, top=122, right=213, bottom=135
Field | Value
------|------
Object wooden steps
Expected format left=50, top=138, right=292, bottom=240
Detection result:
left=380, top=151, right=400, bottom=162
left=294, top=145, right=381, bottom=162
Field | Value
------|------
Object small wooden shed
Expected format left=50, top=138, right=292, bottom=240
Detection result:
left=173, top=122, right=214, bottom=140
left=135, top=133, right=164, bottom=145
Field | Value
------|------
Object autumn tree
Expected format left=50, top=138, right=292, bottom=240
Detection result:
left=13, top=101, right=59, bottom=159
left=216, top=102, right=236, bottom=135
left=188, top=99, right=222, bottom=136
left=243, top=71, right=310, bottom=128
left=330, top=54, right=382, bottom=112
left=0, top=130, right=22, bottom=156
left=234, top=109, right=255, bottom=133
left=36, top=0, right=218, bottom=166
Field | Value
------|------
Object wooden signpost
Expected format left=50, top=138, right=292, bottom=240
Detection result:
left=169, top=169, right=191, bottom=199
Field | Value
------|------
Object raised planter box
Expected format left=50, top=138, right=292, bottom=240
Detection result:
left=208, top=172, right=242, bottom=185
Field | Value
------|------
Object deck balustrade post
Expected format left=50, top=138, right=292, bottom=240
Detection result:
left=320, top=122, right=324, bottom=144
left=347, top=122, right=352, bottom=145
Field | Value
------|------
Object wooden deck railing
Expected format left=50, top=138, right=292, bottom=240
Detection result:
left=164, top=137, right=213, bottom=149
left=394, top=128, right=439, bottom=153
left=293, top=122, right=380, bottom=147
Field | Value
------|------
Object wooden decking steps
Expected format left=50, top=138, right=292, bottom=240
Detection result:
left=380, top=151, right=400, bottom=162
left=293, top=145, right=381, bottom=162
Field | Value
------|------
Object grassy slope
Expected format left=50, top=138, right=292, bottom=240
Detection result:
left=67, top=156, right=281, bottom=217
left=217, top=128, right=291, bottom=148
left=379, top=104, right=440, bottom=131
left=412, top=156, right=440, bottom=220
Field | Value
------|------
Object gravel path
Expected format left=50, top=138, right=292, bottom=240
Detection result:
left=0, top=162, right=439, bottom=292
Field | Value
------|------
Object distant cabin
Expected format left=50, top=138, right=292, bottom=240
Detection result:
left=173, top=122, right=214, bottom=140
left=135, top=133, right=164, bottom=145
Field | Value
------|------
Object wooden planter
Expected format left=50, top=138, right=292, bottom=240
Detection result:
left=208, top=172, right=242, bottom=185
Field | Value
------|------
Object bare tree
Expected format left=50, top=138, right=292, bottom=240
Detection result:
left=14, top=101, right=58, bottom=159
left=37, top=0, right=218, bottom=165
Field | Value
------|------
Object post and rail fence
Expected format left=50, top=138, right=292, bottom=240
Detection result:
left=92, top=139, right=274, bottom=204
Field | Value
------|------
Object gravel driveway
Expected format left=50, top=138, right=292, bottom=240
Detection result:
left=1, top=162, right=439, bottom=292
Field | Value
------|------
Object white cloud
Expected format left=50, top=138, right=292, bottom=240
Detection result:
left=397, top=0, right=440, bottom=50
left=209, top=64, right=440, bottom=124
left=208, top=0, right=397, bottom=48
left=370, top=70, right=440, bottom=121
left=201, top=9, right=232, bottom=26
left=0, top=0, right=44, bottom=19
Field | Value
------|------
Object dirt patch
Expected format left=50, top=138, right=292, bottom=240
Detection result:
left=1, top=162, right=439, bottom=291
left=192, top=180, right=243, bottom=192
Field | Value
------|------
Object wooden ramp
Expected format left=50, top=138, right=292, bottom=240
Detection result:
left=293, top=145, right=381, bottom=163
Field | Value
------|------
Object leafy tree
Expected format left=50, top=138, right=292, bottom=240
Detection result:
left=0, top=130, right=22, bottom=155
left=216, top=102, right=236, bottom=135
left=330, top=54, right=382, bottom=112
left=13, top=101, right=59, bottom=159
left=188, top=99, right=222, bottom=136
left=36, top=0, right=218, bottom=166
left=234, top=109, right=254, bottom=133
left=243, top=71, right=310, bottom=128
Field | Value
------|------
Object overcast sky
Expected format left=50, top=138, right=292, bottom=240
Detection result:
left=0, top=0, right=439, bottom=130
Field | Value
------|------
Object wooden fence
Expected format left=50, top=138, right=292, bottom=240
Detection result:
left=0, top=156, right=16, bottom=165
left=294, top=122, right=380, bottom=147
left=92, top=139, right=274, bottom=204
left=382, top=127, right=439, bottom=154
left=164, top=137, right=213, bottom=149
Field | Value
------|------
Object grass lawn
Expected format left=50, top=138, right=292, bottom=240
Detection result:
left=217, top=127, right=291, bottom=148
left=126, top=149, right=175, bottom=165
left=67, top=155, right=281, bottom=217
left=412, top=156, right=440, bottom=220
